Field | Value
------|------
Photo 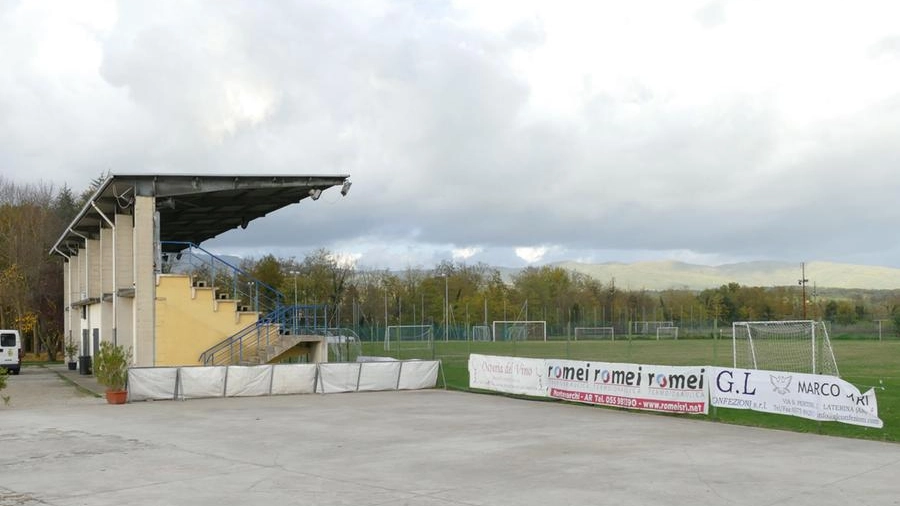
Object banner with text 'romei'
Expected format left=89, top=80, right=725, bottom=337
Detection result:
left=546, top=359, right=708, bottom=414
left=468, top=354, right=546, bottom=397
left=710, top=367, right=883, bottom=428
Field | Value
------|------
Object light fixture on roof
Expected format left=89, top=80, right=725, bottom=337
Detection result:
left=308, top=188, right=322, bottom=200
left=340, top=180, right=352, bottom=196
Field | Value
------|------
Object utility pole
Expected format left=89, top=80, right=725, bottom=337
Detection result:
left=798, top=262, right=809, bottom=319
left=443, top=273, right=449, bottom=342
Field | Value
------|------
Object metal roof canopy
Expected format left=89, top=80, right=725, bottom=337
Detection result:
left=52, top=173, right=350, bottom=256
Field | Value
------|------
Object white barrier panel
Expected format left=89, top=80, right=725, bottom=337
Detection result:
left=226, top=365, right=273, bottom=397
left=546, top=359, right=708, bottom=414
left=179, top=366, right=227, bottom=399
left=357, top=356, right=399, bottom=362
left=318, top=363, right=362, bottom=393
left=710, top=367, right=883, bottom=428
left=127, top=360, right=438, bottom=402
left=398, top=360, right=439, bottom=390
left=468, top=354, right=546, bottom=397
left=270, top=364, right=318, bottom=395
left=128, top=367, right=178, bottom=401
left=358, top=362, right=402, bottom=391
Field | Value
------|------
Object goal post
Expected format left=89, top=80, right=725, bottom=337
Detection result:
left=656, top=326, right=678, bottom=340
left=631, top=321, right=674, bottom=335
left=732, top=320, right=839, bottom=376
left=384, top=325, right=433, bottom=351
left=492, top=321, right=547, bottom=342
left=573, top=327, right=615, bottom=341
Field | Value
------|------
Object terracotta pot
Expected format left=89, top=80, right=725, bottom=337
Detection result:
left=105, top=390, right=127, bottom=404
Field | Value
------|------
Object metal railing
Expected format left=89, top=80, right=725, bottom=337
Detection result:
left=160, top=241, right=284, bottom=314
left=199, top=305, right=293, bottom=366
left=199, top=304, right=333, bottom=366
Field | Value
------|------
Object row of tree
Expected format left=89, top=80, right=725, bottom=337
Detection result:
left=0, top=177, right=84, bottom=359
left=244, top=253, right=900, bottom=337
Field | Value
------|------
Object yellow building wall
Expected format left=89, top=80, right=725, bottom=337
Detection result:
left=154, top=274, right=258, bottom=366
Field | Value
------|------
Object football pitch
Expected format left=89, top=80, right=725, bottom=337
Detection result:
left=364, top=338, right=900, bottom=442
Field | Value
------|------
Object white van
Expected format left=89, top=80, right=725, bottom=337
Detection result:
left=0, top=330, right=22, bottom=375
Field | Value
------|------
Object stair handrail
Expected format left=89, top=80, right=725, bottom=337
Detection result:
left=199, top=304, right=296, bottom=365
left=161, top=241, right=285, bottom=312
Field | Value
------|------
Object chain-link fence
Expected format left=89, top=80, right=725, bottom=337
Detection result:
left=338, top=320, right=898, bottom=390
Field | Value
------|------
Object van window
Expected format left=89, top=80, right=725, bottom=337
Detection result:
left=0, top=333, right=16, bottom=347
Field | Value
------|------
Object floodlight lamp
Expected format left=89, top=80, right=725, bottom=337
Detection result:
left=308, top=188, right=323, bottom=200
left=340, top=180, right=352, bottom=196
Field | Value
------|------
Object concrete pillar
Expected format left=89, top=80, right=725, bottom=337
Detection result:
left=100, top=227, right=114, bottom=342
left=133, top=195, right=156, bottom=367
left=115, top=213, right=135, bottom=351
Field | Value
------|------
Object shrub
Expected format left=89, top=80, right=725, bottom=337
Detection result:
left=64, top=339, right=78, bottom=362
left=94, top=341, right=131, bottom=391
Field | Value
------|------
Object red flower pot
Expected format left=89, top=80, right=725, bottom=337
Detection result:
left=105, top=390, right=127, bottom=404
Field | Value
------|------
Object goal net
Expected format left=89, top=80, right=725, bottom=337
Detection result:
left=492, top=321, right=547, bottom=342
left=326, top=328, right=362, bottom=362
left=656, top=326, right=678, bottom=340
left=384, top=325, right=433, bottom=351
left=732, top=320, right=839, bottom=376
left=631, top=321, right=674, bottom=335
left=574, top=327, right=615, bottom=341
left=472, top=325, right=492, bottom=342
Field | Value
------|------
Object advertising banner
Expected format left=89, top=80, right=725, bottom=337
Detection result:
left=709, top=367, right=883, bottom=428
left=545, top=359, right=708, bottom=414
left=468, top=354, right=546, bottom=397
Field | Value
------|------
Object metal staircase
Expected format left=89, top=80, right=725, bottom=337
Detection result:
left=196, top=307, right=364, bottom=365
left=161, top=241, right=332, bottom=366
left=162, top=241, right=361, bottom=366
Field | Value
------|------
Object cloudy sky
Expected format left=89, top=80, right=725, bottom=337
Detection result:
left=3, top=0, right=900, bottom=269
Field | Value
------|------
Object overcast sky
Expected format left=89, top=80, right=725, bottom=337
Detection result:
left=3, top=1, right=900, bottom=270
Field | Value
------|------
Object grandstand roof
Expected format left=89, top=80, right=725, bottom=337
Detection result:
left=51, top=173, right=350, bottom=255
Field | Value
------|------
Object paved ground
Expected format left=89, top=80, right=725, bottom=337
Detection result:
left=1, top=364, right=104, bottom=409
left=1, top=365, right=899, bottom=506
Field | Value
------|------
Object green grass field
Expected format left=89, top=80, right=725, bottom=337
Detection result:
left=363, top=338, right=899, bottom=442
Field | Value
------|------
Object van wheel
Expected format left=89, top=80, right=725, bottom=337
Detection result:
left=11, top=368, right=19, bottom=375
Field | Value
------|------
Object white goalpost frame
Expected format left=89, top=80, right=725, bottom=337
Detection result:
left=732, top=320, right=839, bottom=376
left=631, top=321, right=674, bottom=335
left=471, top=325, right=492, bottom=342
left=656, top=326, right=678, bottom=340
left=573, top=327, right=615, bottom=341
left=491, top=321, right=547, bottom=342
left=384, top=325, right=434, bottom=351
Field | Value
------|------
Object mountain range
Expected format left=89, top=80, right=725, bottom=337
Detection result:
left=526, top=261, right=900, bottom=291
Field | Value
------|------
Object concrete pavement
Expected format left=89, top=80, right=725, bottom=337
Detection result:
left=1, top=366, right=899, bottom=505
left=48, top=362, right=107, bottom=397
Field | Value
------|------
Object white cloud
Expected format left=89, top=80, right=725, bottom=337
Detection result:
left=452, top=247, right=483, bottom=261
left=5, top=1, right=900, bottom=270
left=327, top=251, right=362, bottom=269
left=515, top=246, right=549, bottom=264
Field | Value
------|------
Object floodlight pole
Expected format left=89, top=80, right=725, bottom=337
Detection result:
left=289, top=270, right=299, bottom=308
left=798, top=262, right=809, bottom=319
left=444, top=274, right=449, bottom=342
left=289, top=270, right=299, bottom=335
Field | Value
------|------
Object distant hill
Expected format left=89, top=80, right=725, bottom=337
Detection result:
left=513, top=261, right=900, bottom=291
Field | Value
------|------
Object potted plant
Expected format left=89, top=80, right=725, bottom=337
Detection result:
left=94, top=341, right=131, bottom=404
left=64, top=339, right=78, bottom=371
